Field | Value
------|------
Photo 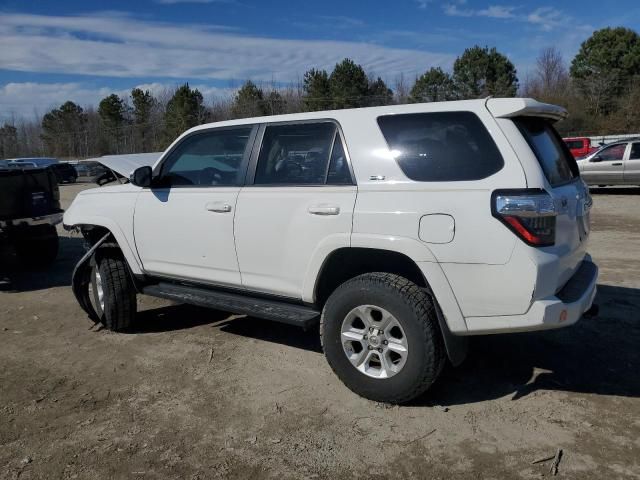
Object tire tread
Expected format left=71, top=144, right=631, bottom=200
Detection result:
left=320, top=272, right=445, bottom=404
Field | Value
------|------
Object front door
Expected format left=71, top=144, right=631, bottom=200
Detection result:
left=134, top=126, right=255, bottom=286
left=234, top=121, right=357, bottom=300
left=582, top=143, right=626, bottom=184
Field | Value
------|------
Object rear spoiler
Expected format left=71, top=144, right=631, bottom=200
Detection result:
left=485, top=98, right=568, bottom=122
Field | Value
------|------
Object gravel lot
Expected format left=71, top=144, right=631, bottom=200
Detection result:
left=1, top=183, right=639, bottom=479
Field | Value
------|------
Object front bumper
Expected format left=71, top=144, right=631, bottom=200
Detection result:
left=0, top=211, right=63, bottom=231
left=463, top=258, right=598, bottom=335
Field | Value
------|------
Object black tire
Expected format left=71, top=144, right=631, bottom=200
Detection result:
left=14, top=225, right=59, bottom=268
left=91, top=247, right=137, bottom=331
left=321, top=273, right=445, bottom=404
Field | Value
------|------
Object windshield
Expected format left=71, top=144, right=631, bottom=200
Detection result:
left=515, top=117, right=578, bottom=186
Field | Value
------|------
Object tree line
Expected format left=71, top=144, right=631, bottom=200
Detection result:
left=1, top=26, right=639, bottom=160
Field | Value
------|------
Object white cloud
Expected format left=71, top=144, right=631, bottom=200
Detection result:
left=527, top=7, right=565, bottom=31
left=478, top=6, right=517, bottom=19
left=442, top=3, right=565, bottom=29
left=0, top=12, right=453, bottom=83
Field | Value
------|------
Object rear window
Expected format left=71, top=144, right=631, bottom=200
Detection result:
left=515, top=117, right=578, bottom=186
left=564, top=140, right=584, bottom=150
left=377, top=112, right=504, bottom=182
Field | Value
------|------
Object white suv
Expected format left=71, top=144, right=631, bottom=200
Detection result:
left=64, top=98, right=598, bottom=403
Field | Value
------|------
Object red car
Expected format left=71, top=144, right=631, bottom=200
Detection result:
left=563, top=137, right=598, bottom=159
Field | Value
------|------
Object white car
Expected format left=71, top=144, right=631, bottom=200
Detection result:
left=64, top=98, right=598, bottom=403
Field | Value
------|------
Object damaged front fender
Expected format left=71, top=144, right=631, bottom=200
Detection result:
left=71, top=232, right=111, bottom=323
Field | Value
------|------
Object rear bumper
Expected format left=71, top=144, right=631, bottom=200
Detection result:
left=0, top=211, right=63, bottom=230
left=463, top=258, right=598, bottom=335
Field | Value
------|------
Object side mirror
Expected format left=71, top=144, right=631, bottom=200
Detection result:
left=130, top=166, right=153, bottom=187
left=590, top=155, right=602, bottom=163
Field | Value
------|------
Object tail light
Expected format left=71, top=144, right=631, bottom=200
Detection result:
left=492, top=190, right=557, bottom=247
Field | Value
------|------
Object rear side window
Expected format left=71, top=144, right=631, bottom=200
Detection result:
left=254, top=122, right=352, bottom=185
left=377, top=112, right=504, bottom=182
left=631, top=143, right=640, bottom=160
left=514, top=117, right=578, bottom=186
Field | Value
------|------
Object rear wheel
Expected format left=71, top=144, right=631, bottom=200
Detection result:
left=91, top=247, right=136, bottom=331
left=321, top=273, right=445, bottom=404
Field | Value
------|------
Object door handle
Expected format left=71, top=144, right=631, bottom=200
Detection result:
left=612, top=162, right=623, bottom=166
left=308, top=205, right=340, bottom=216
left=206, top=202, right=232, bottom=213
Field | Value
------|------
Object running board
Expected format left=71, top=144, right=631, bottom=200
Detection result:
left=142, top=282, right=320, bottom=329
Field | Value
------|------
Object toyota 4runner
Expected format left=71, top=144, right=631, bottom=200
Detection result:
left=64, top=98, right=598, bottom=403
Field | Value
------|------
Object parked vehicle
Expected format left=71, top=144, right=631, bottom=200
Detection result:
left=563, top=137, right=598, bottom=159
left=577, top=138, right=640, bottom=186
left=74, top=161, right=106, bottom=181
left=64, top=98, right=597, bottom=403
left=48, top=163, right=78, bottom=183
left=0, top=163, right=63, bottom=267
left=6, top=157, right=59, bottom=167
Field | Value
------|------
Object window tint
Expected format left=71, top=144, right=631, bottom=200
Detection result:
left=161, top=127, right=252, bottom=186
left=631, top=143, right=640, bottom=160
left=564, top=140, right=584, bottom=150
left=598, top=143, right=626, bottom=161
left=377, top=112, right=504, bottom=182
left=514, top=117, right=578, bottom=186
left=326, top=134, right=352, bottom=184
left=254, top=122, right=337, bottom=185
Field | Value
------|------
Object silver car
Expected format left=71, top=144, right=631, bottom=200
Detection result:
left=577, top=139, right=640, bottom=186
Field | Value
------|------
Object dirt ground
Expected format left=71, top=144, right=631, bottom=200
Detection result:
left=1, top=183, right=639, bottom=479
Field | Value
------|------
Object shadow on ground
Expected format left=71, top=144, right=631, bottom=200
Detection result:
left=589, top=186, right=640, bottom=195
left=124, top=283, right=639, bottom=405
left=416, top=283, right=640, bottom=405
left=0, top=235, right=84, bottom=292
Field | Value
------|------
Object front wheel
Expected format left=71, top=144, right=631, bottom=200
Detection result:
left=321, top=273, right=445, bottom=404
left=91, top=247, right=137, bottom=331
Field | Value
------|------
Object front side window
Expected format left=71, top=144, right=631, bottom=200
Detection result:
left=514, top=117, right=578, bottom=186
left=631, top=143, right=640, bottom=160
left=377, top=112, right=504, bottom=182
left=161, top=127, right=252, bottom=186
left=597, top=143, right=626, bottom=162
left=254, top=122, right=348, bottom=185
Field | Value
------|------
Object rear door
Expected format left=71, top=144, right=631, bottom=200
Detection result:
left=624, top=142, right=640, bottom=184
left=514, top=117, right=590, bottom=285
left=581, top=143, right=626, bottom=184
left=234, top=121, right=356, bottom=299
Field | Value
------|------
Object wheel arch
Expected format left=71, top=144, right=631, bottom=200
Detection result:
left=68, top=218, right=143, bottom=275
left=312, top=246, right=468, bottom=366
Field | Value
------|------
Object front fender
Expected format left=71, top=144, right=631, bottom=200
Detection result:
left=63, top=187, right=142, bottom=274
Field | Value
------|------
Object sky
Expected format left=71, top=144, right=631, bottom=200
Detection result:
left=1, top=0, right=639, bottom=120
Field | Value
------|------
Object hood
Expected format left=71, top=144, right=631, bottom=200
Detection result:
left=88, top=152, right=162, bottom=177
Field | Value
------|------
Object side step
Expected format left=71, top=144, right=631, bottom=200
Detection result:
left=142, top=282, right=320, bottom=329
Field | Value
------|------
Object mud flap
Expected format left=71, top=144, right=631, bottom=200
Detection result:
left=424, top=287, right=469, bottom=367
left=71, top=232, right=111, bottom=323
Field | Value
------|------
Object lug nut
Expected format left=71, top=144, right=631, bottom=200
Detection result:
left=383, top=340, right=388, bottom=345
left=368, top=345, right=373, bottom=350
left=378, top=348, right=383, bottom=353
left=363, top=335, right=368, bottom=340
